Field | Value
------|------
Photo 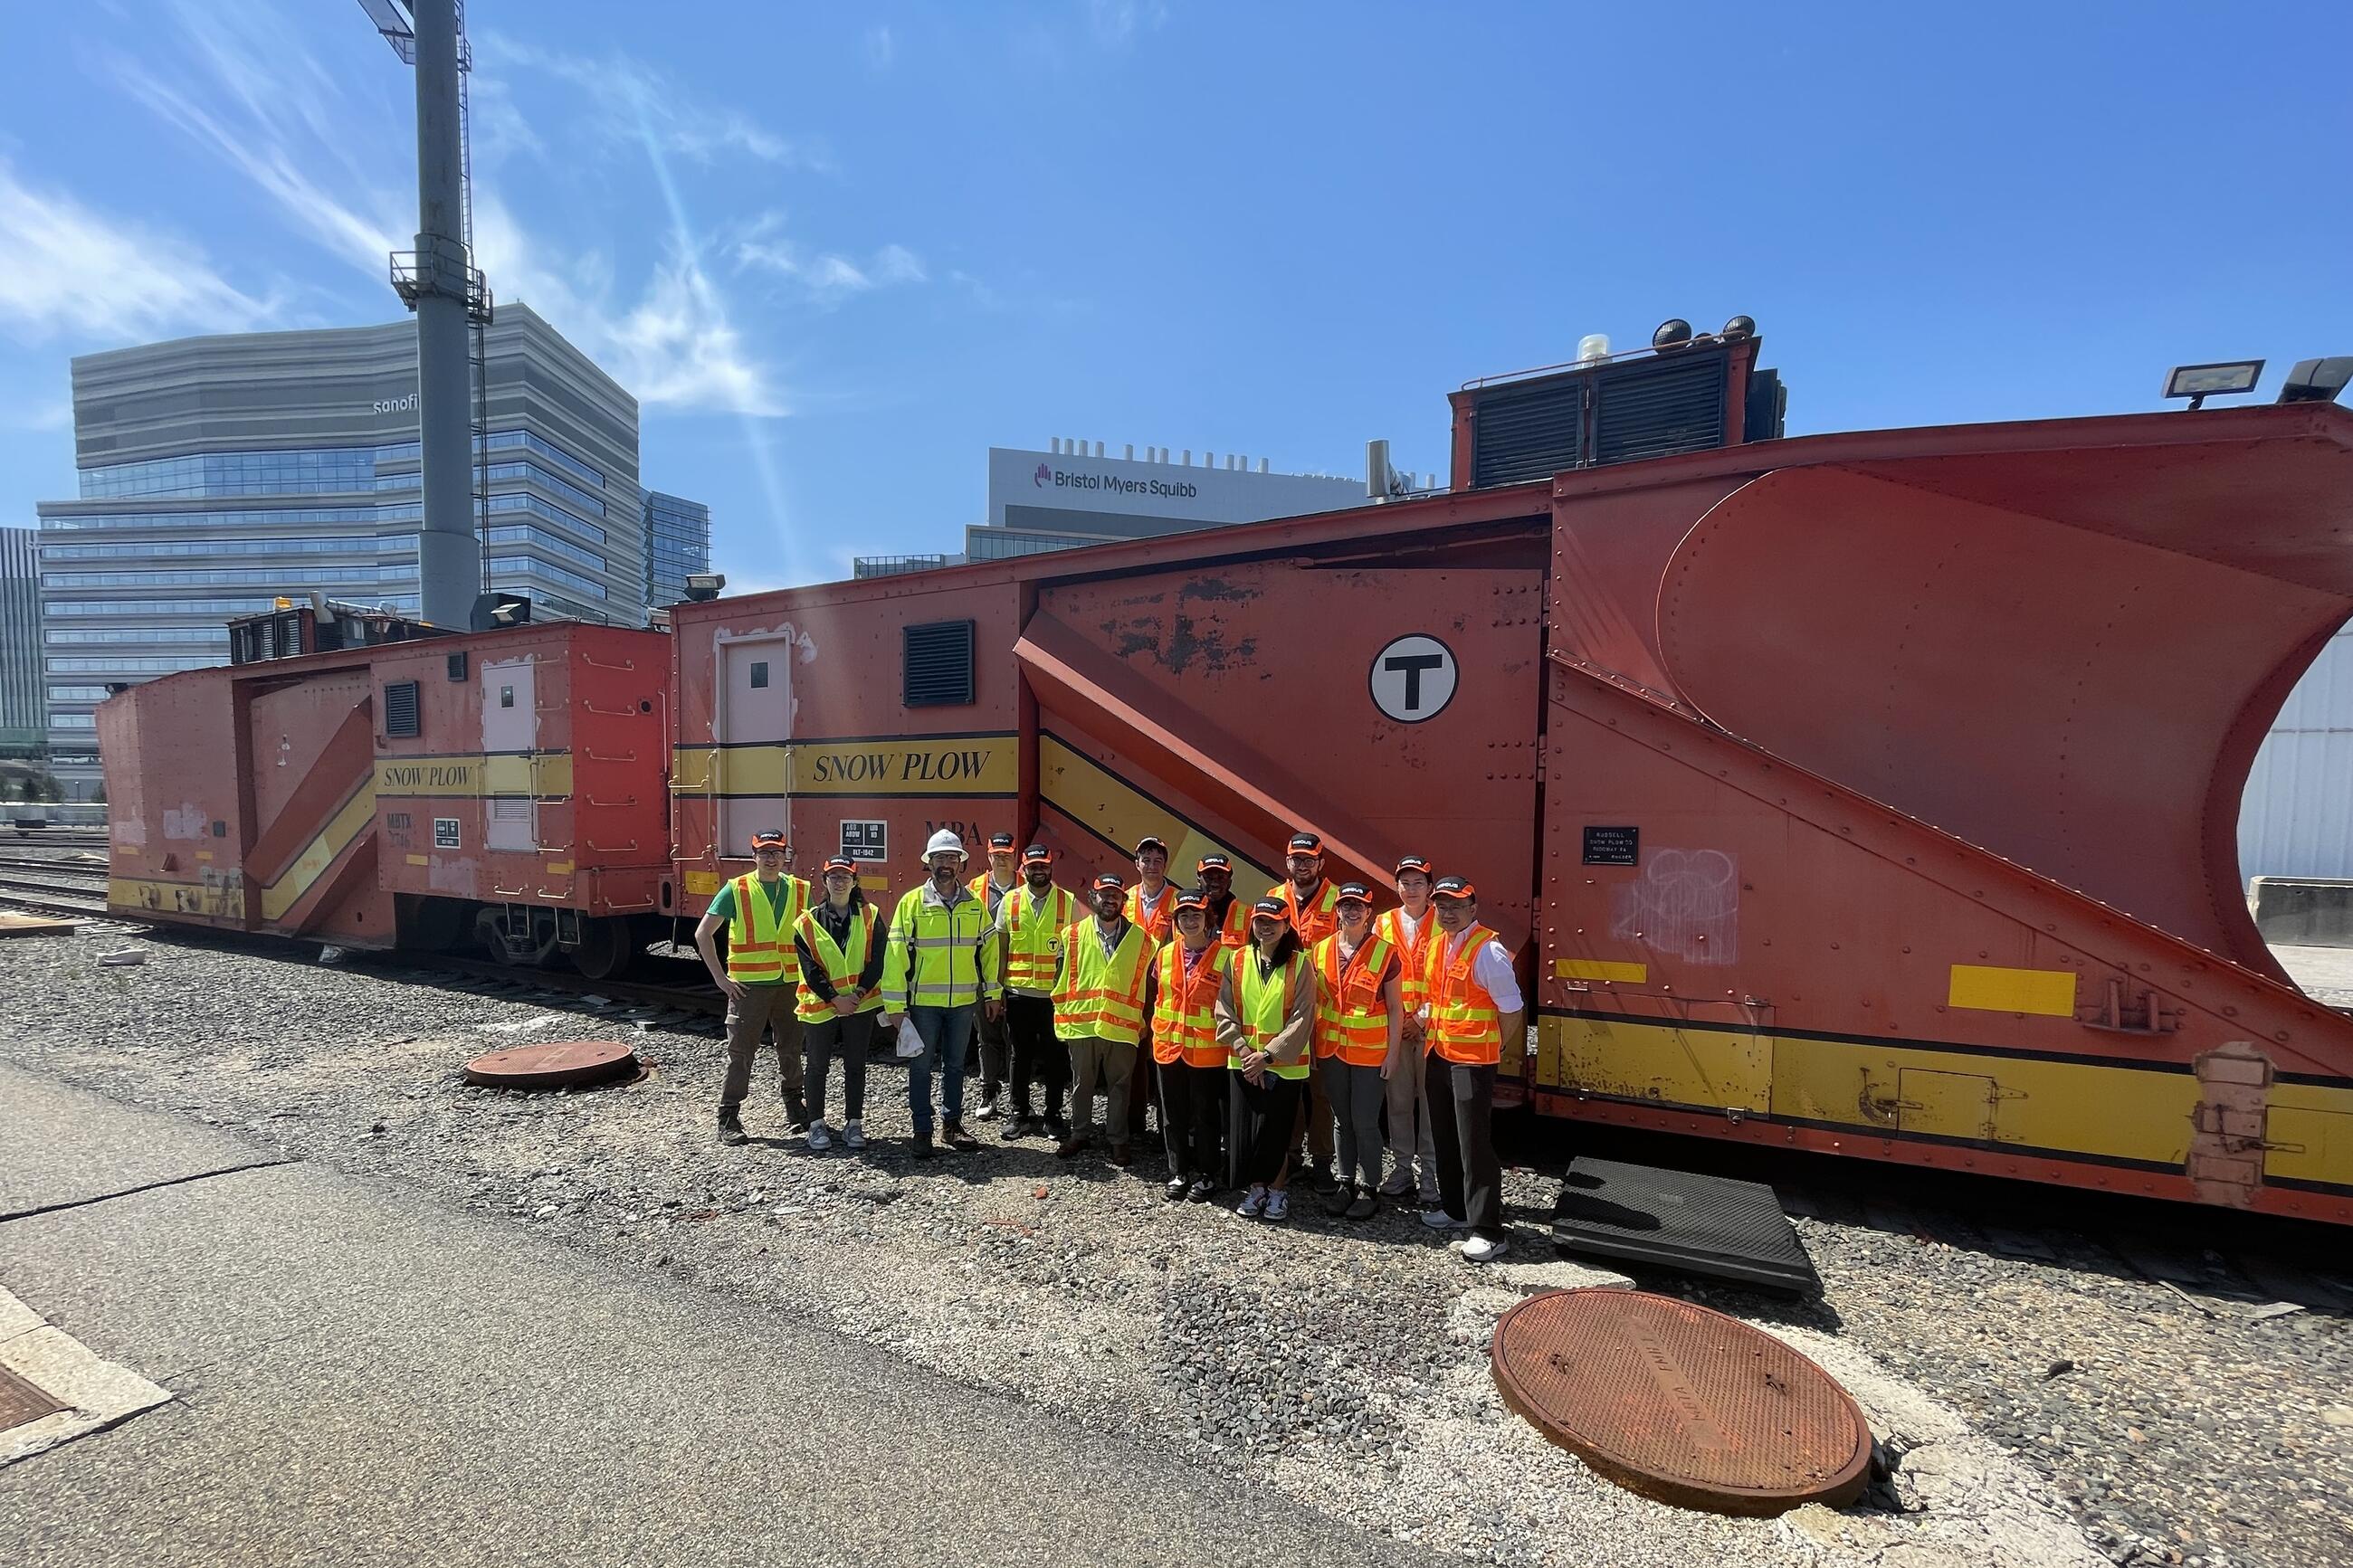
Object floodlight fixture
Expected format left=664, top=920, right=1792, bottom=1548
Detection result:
left=2278, top=357, right=2353, bottom=405
left=2162, top=360, right=2263, bottom=410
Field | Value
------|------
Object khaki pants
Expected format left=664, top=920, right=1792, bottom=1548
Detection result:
left=721, top=984, right=805, bottom=1112
left=1063, top=1035, right=1137, bottom=1146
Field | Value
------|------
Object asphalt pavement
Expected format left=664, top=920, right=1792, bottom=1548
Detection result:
left=0, top=1064, right=1447, bottom=1567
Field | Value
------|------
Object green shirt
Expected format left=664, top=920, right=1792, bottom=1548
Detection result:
left=709, top=877, right=796, bottom=984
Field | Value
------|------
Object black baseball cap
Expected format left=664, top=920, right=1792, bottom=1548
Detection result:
left=988, top=832, right=1016, bottom=851
left=1196, top=853, right=1233, bottom=874
left=1250, top=897, right=1290, bottom=921
left=1394, top=854, right=1433, bottom=877
left=1432, top=876, right=1477, bottom=900
left=1335, top=882, right=1374, bottom=906
left=1133, top=834, right=1168, bottom=855
left=750, top=830, right=788, bottom=851
left=1174, top=888, right=1209, bottom=911
left=1092, top=873, right=1126, bottom=893
left=821, top=856, right=856, bottom=875
left=1286, top=832, right=1323, bottom=854
left=1021, top=844, right=1053, bottom=866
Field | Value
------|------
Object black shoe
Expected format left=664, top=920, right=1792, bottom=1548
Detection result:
left=1319, top=1184, right=1352, bottom=1217
left=1043, top=1118, right=1071, bottom=1144
left=1345, top=1189, right=1378, bottom=1221
left=1310, top=1162, right=1342, bottom=1196
left=717, top=1112, right=748, bottom=1146
left=1164, top=1176, right=1190, bottom=1201
left=910, top=1137, right=937, bottom=1162
left=1054, top=1136, right=1085, bottom=1160
left=1186, top=1177, right=1217, bottom=1203
left=973, top=1088, right=1002, bottom=1121
left=943, top=1121, right=979, bottom=1153
left=1000, top=1116, right=1031, bottom=1143
left=785, top=1094, right=809, bottom=1134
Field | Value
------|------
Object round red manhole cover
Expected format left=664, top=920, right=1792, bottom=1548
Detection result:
left=463, top=1039, right=639, bottom=1091
left=1491, top=1288, right=1872, bottom=1516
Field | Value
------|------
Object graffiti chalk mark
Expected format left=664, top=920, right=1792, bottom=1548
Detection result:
left=1609, top=849, right=1739, bottom=965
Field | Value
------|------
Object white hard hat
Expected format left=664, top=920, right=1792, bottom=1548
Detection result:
left=923, top=829, right=967, bottom=861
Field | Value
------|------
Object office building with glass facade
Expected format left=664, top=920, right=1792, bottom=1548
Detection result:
left=33, top=305, right=645, bottom=797
left=640, top=487, right=711, bottom=618
left=0, top=528, right=43, bottom=759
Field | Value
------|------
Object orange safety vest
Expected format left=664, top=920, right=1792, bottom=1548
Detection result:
left=1312, top=931, right=1396, bottom=1067
left=1211, top=896, right=1251, bottom=950
left=724, top=872, right=808, bottom=984
left=1375, top=905, right=1434, bottom=1015
left=1053, top=918, right=1153, bottom=1046
left=1424, top=923, right=1505, bottom=1066
left=1124, top=882, right=1176, bottom=948
left=1152, top=941, right=1231, bottom=1067
left=1278, top=879, right=1345, bottom=948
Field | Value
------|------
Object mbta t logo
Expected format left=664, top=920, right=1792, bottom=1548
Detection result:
left=1368, top=634, right=1458, bottom=724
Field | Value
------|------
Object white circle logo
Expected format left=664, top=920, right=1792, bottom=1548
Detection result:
left=1368, top=634, right=1458, bottom=724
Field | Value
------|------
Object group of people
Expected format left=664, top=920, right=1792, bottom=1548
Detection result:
left=691, top=823, right=1522, bottom=1262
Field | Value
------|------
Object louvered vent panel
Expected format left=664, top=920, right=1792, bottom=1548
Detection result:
left=383, top=679, right=422, bottom=737
left=1472, top=380, right=1584, bottom=488
left=1594, top=350, right=1727, bottom=465
left=903, top=620, right=976, bottom=708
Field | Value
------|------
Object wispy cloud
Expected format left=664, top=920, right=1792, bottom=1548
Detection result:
left=0, top=158, right=275, bottom=345
left=730, top=214, right=927, bottom=302
left=1088, top=0, right=1170, bottom=49
left=481, top=33, right=834, bottom=174
left=865, top=26, right=896, bottom=71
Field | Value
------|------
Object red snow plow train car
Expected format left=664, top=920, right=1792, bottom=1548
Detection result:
left=102, top=328, right=2353, bottom=1223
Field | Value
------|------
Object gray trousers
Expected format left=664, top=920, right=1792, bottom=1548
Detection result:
left=1064, top=1035, right=1137, bottom=1145
left=1382, top=1049, right=1442, bottom=1200
left=1319, top=1056, right=1388, bottom=1190
left=721, top=984, right=804, bottom=1113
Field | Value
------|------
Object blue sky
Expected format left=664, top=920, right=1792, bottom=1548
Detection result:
left=1, top=2, right=2347, bottom=594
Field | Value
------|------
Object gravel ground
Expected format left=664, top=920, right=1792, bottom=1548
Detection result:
left=5, top=924, right=2348, bottom=1567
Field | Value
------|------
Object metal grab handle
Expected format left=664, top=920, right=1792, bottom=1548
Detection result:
left=585, top=795, right=639, bottom=808
left=491, top=884, right=527, bottom=897
left=585, top=749, right=637, bottom=762
left=535, top=886, right=573, bottom=900
left=579, top=656, right=638, bottom=670
left=579, top=702, right=640, bottom=716
left=586, top=840, right=638, bottom=853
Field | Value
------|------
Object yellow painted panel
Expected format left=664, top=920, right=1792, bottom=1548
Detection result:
left=1541, top=1014, right=2202, bottom=1168
left=195, top=850, right=214, bottom=863
left=1037, top=735, right=1280, bottom=895
left=2264, top=1080, right=2353, bottom=1187
left=1556, top=958, right=1647, bottom=983
left=110, top=877, right=244, bottom=921
left=376, top=754, right=573, bottom=798
left=670, top=736, right=1015, bottom=798
left=1539, top=1013, right=1769, bottom=1112
left=544, top=860, right=575, bottom=876
left=405, top=853, right=429, bottom=867
left=684, top=870, right=723, bottom=896
left=260, top=784, right=376, bottom=922
left=1948, top=963, right=2078, bottom=1018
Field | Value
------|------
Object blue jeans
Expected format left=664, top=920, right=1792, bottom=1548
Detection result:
left=907, top=1003, right=974, bottom=1140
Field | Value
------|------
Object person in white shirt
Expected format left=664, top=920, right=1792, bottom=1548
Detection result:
left=1414, top=876, right=1524, bottom=1263
left=1373, top=855, right=1443, bottom=1208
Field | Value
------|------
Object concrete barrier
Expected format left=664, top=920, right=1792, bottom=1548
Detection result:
left=2249, top=876, right=2353, bottom=947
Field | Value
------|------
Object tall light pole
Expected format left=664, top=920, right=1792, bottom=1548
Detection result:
left=359, top=0, right=489, bottom=630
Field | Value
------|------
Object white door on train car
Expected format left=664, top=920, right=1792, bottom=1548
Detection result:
left=481, top=657, right=538, bottom=852
left=718, top=637, right=792, bottom=851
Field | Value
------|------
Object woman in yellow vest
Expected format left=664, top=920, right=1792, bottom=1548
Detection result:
left=1311, top=882, right=1403, bottom=1221
left=1152, top=888, right=1231, bottom=1202
left=1416, top=876, right=1526, bottom=1263
left=1215, top=897, right=1314, bottom=1221
left=1053, top=873, right=1155, bottom=1165
left=792, top=856, right=886, bottom=1153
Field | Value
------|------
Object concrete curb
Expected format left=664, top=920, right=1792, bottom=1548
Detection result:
left=0, top=1287, right=173, bottom=1465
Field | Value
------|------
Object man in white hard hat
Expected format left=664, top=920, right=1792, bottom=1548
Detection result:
left=881, top=829, right=998, bottom=1160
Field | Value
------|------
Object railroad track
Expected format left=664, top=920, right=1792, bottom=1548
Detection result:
left=373, top=950, right=729, bottom=1023
left=0, top=876, right=110, bottom=919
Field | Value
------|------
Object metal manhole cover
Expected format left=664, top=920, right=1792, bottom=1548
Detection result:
left=0, top=1364, right=67, bottom=1433
left=463, top=1039, right=639, bottom=1091
left=1491, top=1288, right=1872, bottom=1516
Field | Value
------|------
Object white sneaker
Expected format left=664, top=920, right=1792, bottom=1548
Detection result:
left=1462, top=1233, right=1510, bottom=1263
left=1263, top=1189, right=1290, bottom=1222
left=1235, top=1183, right=1267, bottom=1218
left=842, top=1120, right=866, bottom=1150
left=805, top=1122, right=832, bottom=1152
left=1421, top=1208, right=1466, bottom=1231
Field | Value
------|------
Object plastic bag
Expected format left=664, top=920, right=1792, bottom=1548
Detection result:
left=893, top=1016, right=927, bottom=1060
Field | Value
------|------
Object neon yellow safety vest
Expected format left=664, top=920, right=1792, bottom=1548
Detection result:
left=725, top=873, right=808, bottom=984
left=1312, top=931, right=1395, bottom=1067
left=996, top=883, right=1076, bottom=995
left=1424, top=923, right=1504, bottom=1065
left=1230, top=949, right=1310, bottom=1080
left=883, top=886, right=994, bottom=1011
left=1053, top=919, right=1152, bottom=1046
left=792, top=904, right=882, bottom=1023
